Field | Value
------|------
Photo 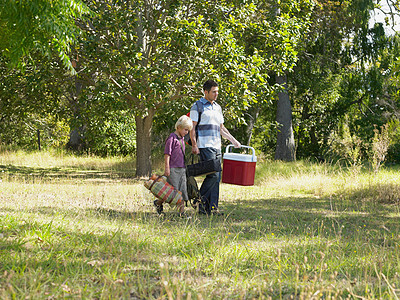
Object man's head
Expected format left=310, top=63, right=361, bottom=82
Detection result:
left=203, top=80, right=219, bottom=103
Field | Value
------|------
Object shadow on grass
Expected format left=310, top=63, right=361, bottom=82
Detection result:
left=3, top=190, right=399, bottom=248
left=222, top=195, right=400, bottom=237
left=0, top=163, right=137, bottom=182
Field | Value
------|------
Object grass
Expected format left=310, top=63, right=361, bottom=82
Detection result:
left=1, top=149, right=400, bottom=299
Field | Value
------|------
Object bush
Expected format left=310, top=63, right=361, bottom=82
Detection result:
left=0, top=113, right=69, bottom=151
left=84, top=110, right=136, bottom=157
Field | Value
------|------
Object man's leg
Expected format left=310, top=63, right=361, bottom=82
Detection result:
left=199, top=147, right=222, bottom=212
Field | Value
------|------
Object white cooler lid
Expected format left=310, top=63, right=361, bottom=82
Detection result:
left=223, top=152, right=257, bottom=162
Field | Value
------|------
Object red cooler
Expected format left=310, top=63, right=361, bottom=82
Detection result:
left=222, top=145, right=257, bottom=186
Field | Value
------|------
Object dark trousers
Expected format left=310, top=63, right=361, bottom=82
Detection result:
left=199, top=147, right=222, bottom=212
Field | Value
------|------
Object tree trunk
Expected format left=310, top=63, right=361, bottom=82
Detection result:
left=135, top=110, right=155, bottom=177
left=275, top=73, right=296, bottom=161
left=67, top=74, right=86, bottom=151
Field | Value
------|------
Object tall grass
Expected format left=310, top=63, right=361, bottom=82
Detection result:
left=1, top=150, right=400, bottom=299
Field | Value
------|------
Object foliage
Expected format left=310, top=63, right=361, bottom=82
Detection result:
left=151, top=0, right=314, bottom=149
left=84, top=110, right=136, bottom=157
left=78, top=0, right=215, bottom=113
left=385, top=118, right=400, bottom=163
left=0, top=55, right=71, bottom=149
left=287, top=0, right=400, bottom=163
left=370, top=123, right=393, bottom=172
left=74, top=0, right=236, bottom=175
left=1, top=0, right=400, bottom=171
left=0, top=52, right=136, bottom=155
left=0, top=113, right=70, bottom=150
left=337, top=33, right=400, bottom=165
left=222, top=0, right=313, bottom=143
left=0, top=0, right=91, bottom=72
left=326, top=121, right=364, bottom=171
left=246, top=106, right=278, bottom=157
left=327, top=120, right=397, bottom=173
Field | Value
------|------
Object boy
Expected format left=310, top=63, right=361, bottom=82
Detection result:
left=154, top=115, right=193, bottom=216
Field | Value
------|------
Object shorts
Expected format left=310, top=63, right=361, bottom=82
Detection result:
left=167, top=168, right=188, bottom=201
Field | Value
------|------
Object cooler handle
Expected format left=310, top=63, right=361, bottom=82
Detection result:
left=225, top=144, right=256, bottom=161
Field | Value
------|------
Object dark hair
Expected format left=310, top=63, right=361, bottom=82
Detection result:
left=203, top=80, right=218, bottom=92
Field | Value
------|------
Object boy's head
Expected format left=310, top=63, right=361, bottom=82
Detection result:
left=175, top=115, right=193, bottom=131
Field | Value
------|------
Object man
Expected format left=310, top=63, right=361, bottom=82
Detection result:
left=189, top=80, right=241, bottom=215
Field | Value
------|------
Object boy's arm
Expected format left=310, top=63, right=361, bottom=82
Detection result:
left=164, top=154, right=171, bottom=177
left=220, top=124, right=241, bottom=148
left=190, top=121, right=200, bottom=154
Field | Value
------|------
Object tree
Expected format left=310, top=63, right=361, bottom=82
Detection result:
left=286, top=0, right=387, bottom=160
left=75, top=0, right=217, bottom=176
left=77, top=0, right=301, bottom=176
left=225, top=0, right=313, bottom=159
left=0, top=0, right=93, bottom=150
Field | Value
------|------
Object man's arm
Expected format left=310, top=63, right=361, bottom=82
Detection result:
left=220, top=124, right=241, bottom=148
left=190, top=121, right=200, bottom=154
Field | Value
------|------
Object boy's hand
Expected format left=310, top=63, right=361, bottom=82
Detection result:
left=164, top=168, right=170, bottom=177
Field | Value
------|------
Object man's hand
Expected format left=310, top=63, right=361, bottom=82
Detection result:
left=164, top=167, right=170, bottom=177
left=191, top=145, right=200, bottom=154
left=232, top=139, right=241, bottom=148
left=220, top=124, right=241, bottom=148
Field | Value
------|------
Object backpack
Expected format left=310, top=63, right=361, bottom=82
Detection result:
left=185, top=100, right=204, bottom=146
left=186, top=171, right=210, bottom=214
left=186, top=175, right=200, bottom=205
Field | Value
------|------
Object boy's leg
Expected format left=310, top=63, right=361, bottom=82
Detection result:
left=167, top=168, right=188, bottom=212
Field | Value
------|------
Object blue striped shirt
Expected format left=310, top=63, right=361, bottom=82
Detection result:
left=190, top=97, right=224, bottom=150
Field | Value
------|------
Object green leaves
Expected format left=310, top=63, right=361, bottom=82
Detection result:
left=0, top=0, right=91, bottom=73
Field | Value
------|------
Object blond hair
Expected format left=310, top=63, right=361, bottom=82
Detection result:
left=175, top=115, right=193, bottom=130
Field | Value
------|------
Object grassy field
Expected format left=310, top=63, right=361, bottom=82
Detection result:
left=1, top=149, right=400, bottom=299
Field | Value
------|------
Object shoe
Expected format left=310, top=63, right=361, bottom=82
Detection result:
left=198, top=201, right=210, bottom=215
left=179, top=212, right=191, bottom=219
left=154, top=200, right=164, bottom=215
left=198, top=209, right=210, bottom=215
